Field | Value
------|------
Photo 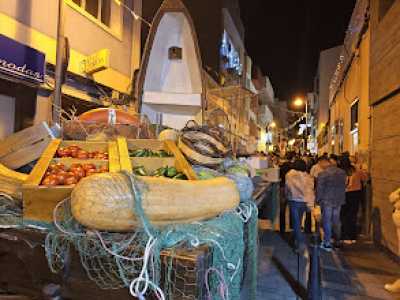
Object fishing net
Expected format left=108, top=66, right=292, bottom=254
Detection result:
left=0, top=169, right=258, bottom=299
left=43, top=171, right=258, bottom=300
left=0, top=193, right=22, bottom=228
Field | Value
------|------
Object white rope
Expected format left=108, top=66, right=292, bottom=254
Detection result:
left=94, top=230, right=143, bottom=262
left=129, top=236, right=166, bottom=300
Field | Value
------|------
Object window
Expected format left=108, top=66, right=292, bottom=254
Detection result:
left=67, top=0, right=123, bottom=39
left=70, top=0, right=111, bottom=27
left=379, top=0, right=395, bottom=21
left=350, top=99, right=359, bottom=131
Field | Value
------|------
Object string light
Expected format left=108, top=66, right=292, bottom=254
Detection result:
left=113, top=0, right=152, bottom=27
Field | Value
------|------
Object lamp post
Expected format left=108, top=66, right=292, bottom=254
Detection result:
left=294, top=97, right=308, bottom=153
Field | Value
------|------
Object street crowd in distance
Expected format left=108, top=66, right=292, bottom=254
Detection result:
left=273, top=151, right=368, bottom=253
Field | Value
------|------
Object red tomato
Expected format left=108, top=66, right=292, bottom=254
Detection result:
left=64, top=176, right=78, bottom=185
left=82, top=163, right=96, bottom=171
left=70, top=163, right=83, bottom=169
left=99, top=165, right=109, bottom=173
left=72, top=167, right=85, bottom=179
left=42, top=176, right=58, bottom=186
left=85, top=168, right=98, bottom=177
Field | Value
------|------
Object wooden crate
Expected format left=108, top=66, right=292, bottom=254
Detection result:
left=0, top=122, right=54, bottom=169
left=160, top=246, right=210, bottom=300
left=117, top=137, right=197, bottom=180
left=22, top=139, right=120, bottom=223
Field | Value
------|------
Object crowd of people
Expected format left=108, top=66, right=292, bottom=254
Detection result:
left=278, top=151, right=368, bottom=253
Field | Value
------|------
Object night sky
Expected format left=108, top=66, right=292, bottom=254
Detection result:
left=239, top=0, right=356, bottom=102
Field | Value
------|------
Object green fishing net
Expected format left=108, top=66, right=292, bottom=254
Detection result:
left=0, top=171, right=258, bottom=300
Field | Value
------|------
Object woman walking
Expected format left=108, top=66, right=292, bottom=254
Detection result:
left=285, top=159, right=315, bottom=252
left=340, top=156, right=368, bottom=244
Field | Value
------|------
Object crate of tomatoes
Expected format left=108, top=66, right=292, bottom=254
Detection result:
left=22, top=139, right=120, bottom=223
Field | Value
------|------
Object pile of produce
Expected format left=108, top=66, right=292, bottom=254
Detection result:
left=129, top=149, right=172, bottom=158
left=56, top=145, right=108, bottom=160
left=41, top=162, right=108, bottom=186
left=132, top=166, right=187, bottom=180
left=178, top=121, right=230, bottom=168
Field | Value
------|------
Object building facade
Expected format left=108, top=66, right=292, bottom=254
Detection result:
left=314, top=45, right=342, bottom=155
left=327, top=0, right=370, bottom=166
left=369, top=0, right=400, bottom=255
left=0, top=0, right=142, bottom=139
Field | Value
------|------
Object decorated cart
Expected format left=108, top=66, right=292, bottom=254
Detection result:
left=0, top=0, right=258, bottom=299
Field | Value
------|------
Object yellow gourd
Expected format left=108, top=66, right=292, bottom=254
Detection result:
left=71, top=173, right=240, bottom=231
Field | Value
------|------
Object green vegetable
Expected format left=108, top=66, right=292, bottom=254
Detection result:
left=166, top=167, right=177, bottom=178
left=172, top=173, right=187, bottom=180
left=129, top=148, right=173, bottom=158
left=133, top=166, right=147, bottom=176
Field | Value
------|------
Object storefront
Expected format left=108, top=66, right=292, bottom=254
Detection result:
left=0, top=33, right=45, bottom=139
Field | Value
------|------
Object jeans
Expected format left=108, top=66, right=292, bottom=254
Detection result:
left=322, top=205, right=341, bottom=245
left=288, top=201, right=308, bottom=248
left=280, top=186, right=291, bottom=233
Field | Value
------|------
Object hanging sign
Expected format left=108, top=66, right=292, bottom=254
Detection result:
left=0, top=34, right=45, bottom=83
left=83, top=49, right=110, bottom=74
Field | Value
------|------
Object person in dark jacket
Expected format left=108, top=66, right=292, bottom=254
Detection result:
left=316, top=156, right=347, bottom=251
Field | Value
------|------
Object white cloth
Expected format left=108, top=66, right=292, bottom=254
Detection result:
left=285, top=170, right=315, bottom=208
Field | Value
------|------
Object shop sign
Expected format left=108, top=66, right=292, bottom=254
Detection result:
left=0, top=34, right=45, bottom=83
left=83, top=49, right=110, bottom=74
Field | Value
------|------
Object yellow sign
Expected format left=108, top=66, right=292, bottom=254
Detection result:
left=83, top=49, right=110, bottom=74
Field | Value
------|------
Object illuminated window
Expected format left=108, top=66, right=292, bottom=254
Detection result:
left=220, top=31, right=242, bottom=76
left=350, top=99, right=359, bottom=131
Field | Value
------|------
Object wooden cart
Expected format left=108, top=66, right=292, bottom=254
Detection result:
left=0, top=228, right=210, bottom=300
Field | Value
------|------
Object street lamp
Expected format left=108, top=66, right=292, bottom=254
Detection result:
left=269, top=121, right=276, bottom=129
left=294, top=97, right=309, bottom=152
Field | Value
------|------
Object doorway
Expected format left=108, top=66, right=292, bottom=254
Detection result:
left=0, top=94, right=15, bottom=139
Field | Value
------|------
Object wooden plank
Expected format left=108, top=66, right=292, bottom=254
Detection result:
left=164, top=140, right=197, bottom=180
left=60, top=140, right=108, bottom=152
left=0, top=163, right=28, bottom=182
left=22, top=140, right=118, bottom=222
left=23, top=186, right=73, bottom=222
left=0, top=122, right=51, bottom=158
left=25, top=139, right=61, bottom=186
left=117, top=137, right=133, bottom=172
left=108, top=141, right=121, bottom=172
left=1, top=137, right=51, bottom=170
left=370, top=0, right=400, bottom=103
left=126, top=139, right=165, bottom=151
left=0, top=296, right=32, bottom=300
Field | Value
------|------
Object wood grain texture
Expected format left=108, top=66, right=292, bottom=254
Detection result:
left=117, top=137, right=133, bottom=171
left=22, top=140, right=119, bottom=222
left=165, top=140, right=197, bottom=180
left=371, top=94, right=400, bottom=254
left=25, top=139, right=61, bottom=186
left=0, top=122, right=50, bottom=157
left=0, top=228, right=211, bottom=300
left=118, top=138, right=197, bottom=180
left=370, top=0, right=400, bottom=104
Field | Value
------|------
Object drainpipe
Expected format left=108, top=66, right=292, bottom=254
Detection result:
left=53, top=0, right=65, bottom=124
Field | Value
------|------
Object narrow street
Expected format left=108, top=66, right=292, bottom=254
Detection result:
left=245, top=230, right=400, bottom=300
